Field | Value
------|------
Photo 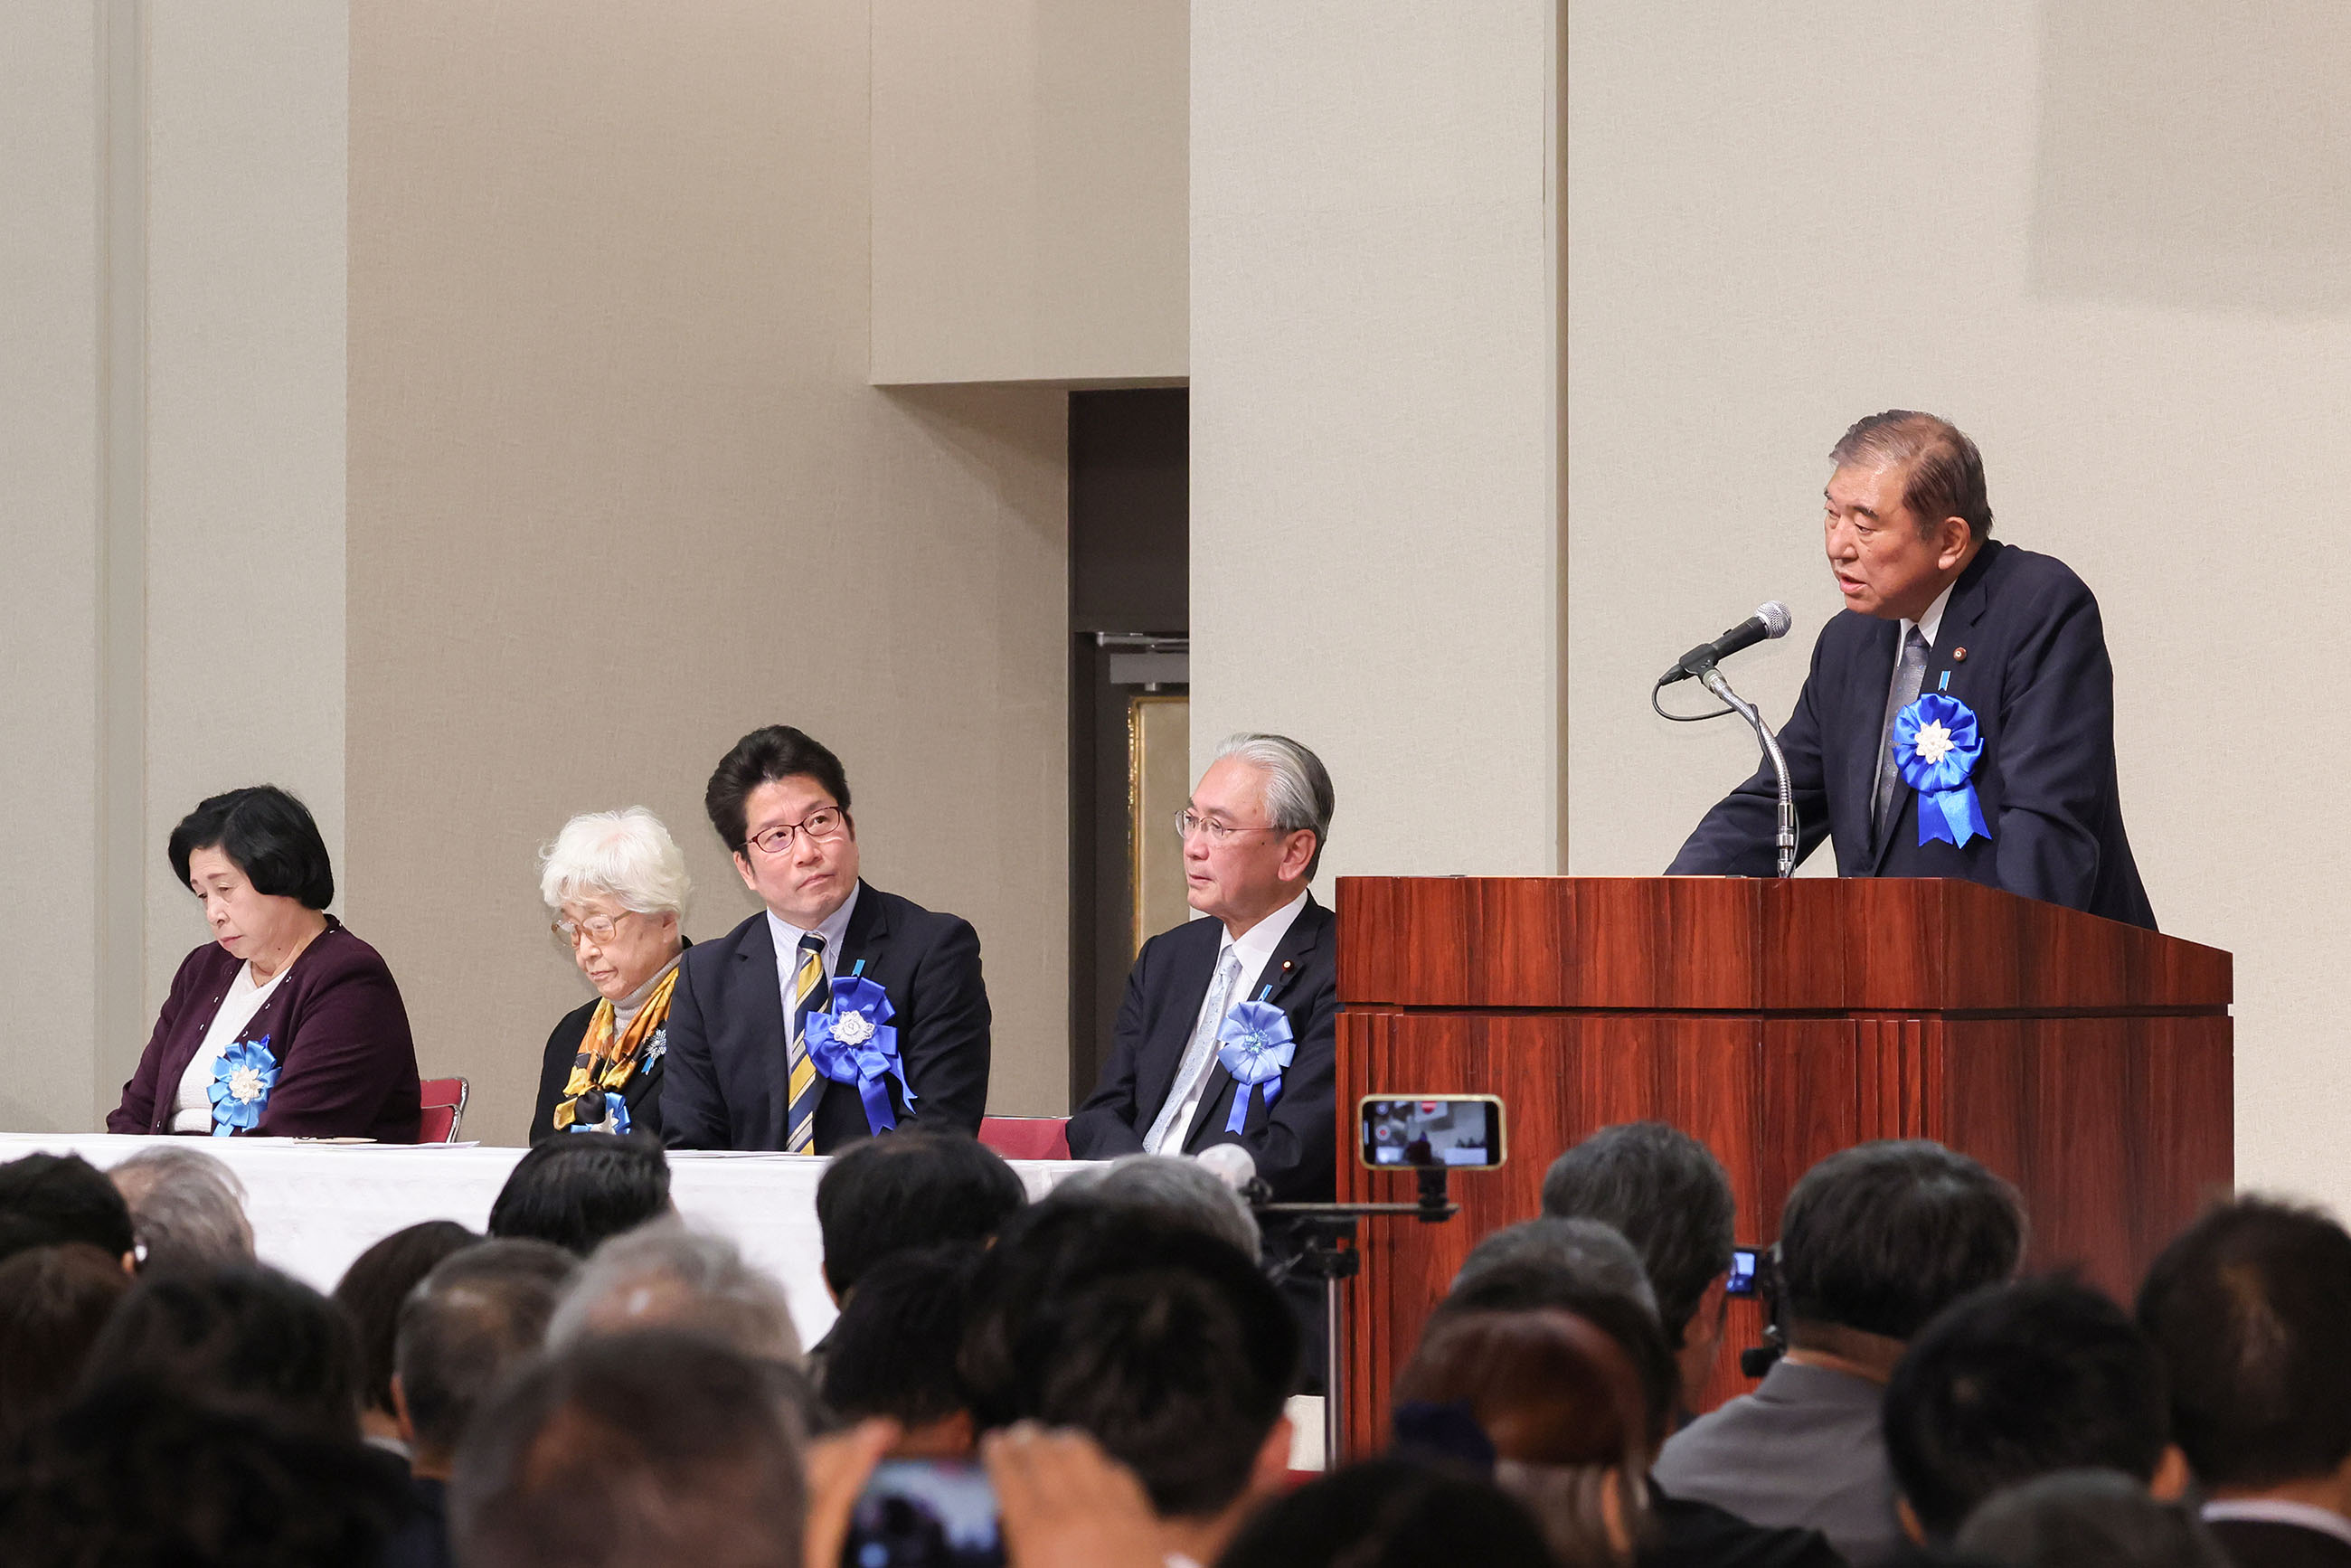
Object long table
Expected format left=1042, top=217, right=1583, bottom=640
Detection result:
left=0, top=1134, right=1087, bottom=1349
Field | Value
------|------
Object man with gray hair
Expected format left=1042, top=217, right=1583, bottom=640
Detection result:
left=1050, top=1152, right=1263, bottom=1260
left=1069, top=732, right=1337, bottom=1203
left=108, top=1145, right=255, bottom=1273
left=547, top=1220, right=802, bottom=1365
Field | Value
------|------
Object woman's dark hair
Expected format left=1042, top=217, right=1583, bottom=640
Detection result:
left=1219, top=1459, right=1552, bottom=1568
left=82, top=1265, right=367, bottom=1439
left=0, top=1243, right=135, bottom=1446
left=703, top=725, right=852, bottom=853
left=486, top=1133, right=673, bottom=1257
left=330, top=1219, right=480, bottom=1420
left=0, top=1377, right=407, bottom=1567
left=0, top=1153, right=136, bottom=1267
left=167, top=785, right=335, bottom=910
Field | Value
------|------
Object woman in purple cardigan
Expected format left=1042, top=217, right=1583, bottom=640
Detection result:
left=109, top=786, right=422, bottom=1142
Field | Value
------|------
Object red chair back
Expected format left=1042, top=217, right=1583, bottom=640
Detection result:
left=418, top=1076, right=469, bottom=1143
left=977, top=1115, right=1071, bottom=1160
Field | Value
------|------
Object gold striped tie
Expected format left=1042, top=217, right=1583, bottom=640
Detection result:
left=785, top=933, right=826, bottom=1153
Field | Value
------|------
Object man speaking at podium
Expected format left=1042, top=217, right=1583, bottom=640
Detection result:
left=1668, top=411, right=2156, bottom=930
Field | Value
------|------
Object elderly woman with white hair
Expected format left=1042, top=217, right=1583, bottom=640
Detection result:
left=530, top=808, right=693, bottom=1143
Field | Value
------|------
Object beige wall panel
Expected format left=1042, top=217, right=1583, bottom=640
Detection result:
left=348, top=1, right=1070, bottom=1144
left=1191, top=1, right=1563, bottom=881
left=1566, top=4, right=2351, bottom=1209
left=872, top=0, right=1187, bottom=384
left=141, top=0, right=349, bottom=1049
left=0, top=5, right=104, bottom=1129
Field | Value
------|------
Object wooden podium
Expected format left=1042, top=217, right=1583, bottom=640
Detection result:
left=1331, top=875, right=2232, bottom=1459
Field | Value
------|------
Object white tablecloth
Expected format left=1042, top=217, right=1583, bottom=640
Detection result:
left=0, top=1133, right=1090, bottom=1348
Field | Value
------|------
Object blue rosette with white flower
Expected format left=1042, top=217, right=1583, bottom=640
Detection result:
left=209, top=1036, right=279, bottom=1138
left=1893, top=692, right=1992, bottom=847
left=805, top=975, right=914, bottom=1136
left=1214, top=1001, right=1297, bottom=1134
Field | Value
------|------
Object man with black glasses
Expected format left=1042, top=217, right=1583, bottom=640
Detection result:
left=661, top=725, right=991, bottom=1152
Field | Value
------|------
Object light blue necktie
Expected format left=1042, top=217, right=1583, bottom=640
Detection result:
left=1143, top=949, right=1243, bottom=1155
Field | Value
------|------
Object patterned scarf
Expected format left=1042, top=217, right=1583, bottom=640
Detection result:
left=552, top=963, right=680, bottom=1132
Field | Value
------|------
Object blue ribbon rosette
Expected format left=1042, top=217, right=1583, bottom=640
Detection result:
left=209, top=1036, right=279, bottom=1138
left=1215, top=1001, right=1297, bottom=1134
left=1893, top=692, right=1992, bottom=848
left=805, top=975, right=915, bottom=1137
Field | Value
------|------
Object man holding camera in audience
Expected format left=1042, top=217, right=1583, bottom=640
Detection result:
left=2139, top=1197, right=2351, bottom=1568
left=1653, top=1139, right=2025, bottom=1567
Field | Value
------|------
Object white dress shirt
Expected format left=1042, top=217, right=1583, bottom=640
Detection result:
left=1154, top=890, right=1310, bottom=1151
left=2202, top=1499, right=2351, bottom=1549
left=766, top=882, right=862, bottom=1028
left=1888, top=579, right=1956, bottom=699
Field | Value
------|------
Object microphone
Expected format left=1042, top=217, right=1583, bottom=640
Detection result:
left=1657, top=601, right=1792, bottom=685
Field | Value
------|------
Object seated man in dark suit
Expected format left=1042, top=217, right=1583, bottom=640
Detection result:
left=1669, top=410, right=2156, bottom=930
left=1652, top=1140, right=2025, bottom=1567
left=1068, top=732, right=1336, bottom=1200
left=2139, top=1198, right=2351, bottom=1568
left=660, top=725, right=990, bottom=1152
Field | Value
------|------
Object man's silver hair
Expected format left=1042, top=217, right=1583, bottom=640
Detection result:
left=537, top=807, right=691, bottom=920
left=1211, top=732, right=1336, bottom=880
left=546, top=1220, right=801, bottom=1364
left=109, top=1145, right=254, bottom=1273
left=1452, top=1216, right=1661, bottom=1321
left=1053, top=1153, right=1261, bottom=1259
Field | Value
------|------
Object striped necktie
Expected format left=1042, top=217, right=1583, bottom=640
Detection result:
left=785, top=932, right=826, bottom=1154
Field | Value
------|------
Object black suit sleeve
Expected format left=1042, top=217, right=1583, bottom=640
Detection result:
left=1989, top=579, right=2114, bottom=912
left=897, top=916, right=990, bottom=1136
left=656, top=952, right=729, bottom=1149
left=1065, top=944, right=1156, bottom=1159
left=1666, top=633, right=1836, bottom=876
left=1194, top=967, right=1338, bottom=1201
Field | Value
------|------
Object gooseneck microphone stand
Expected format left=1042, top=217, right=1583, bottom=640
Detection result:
left=1697, top=665, right=1798, bottom=880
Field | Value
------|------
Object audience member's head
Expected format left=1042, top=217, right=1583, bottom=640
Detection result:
left=819, top=1242, right=978, bottom=1454
left=1778, top=1139, right=2025, bottom=1365
left=0, top=1377, right=408, bottom=1566
left=1956, top=1470, right=2231, bottom=1568
left=1395, top=1308, right=1652, bottom=1564
left=1542, top=1122, right=1736, bottom=1395
left=1884, top=1276, right=2181, bottom=1543
left=449, top=1329, right=807, bottom=1568
left=393, top=1238, right=578, bottom=1479
left=815, top=1130, right=1026, bottom=1300
left=81, top=1264, right=365, bottom=1439
left=1217, top=1459, right=1553, bottom=1568
left=1049, top=1152, right=1260, bottom=1258
left=0, top=1153, right=136, bottom=1270
left=549, top=1221, right=800, bottom=1364
left=963, top=1204, right=1297, bottom=1560
left=1433, top=1218, right=1679, bottom=1450
left=2137, top=1196, right=2351, bottom=1497
left=107, top=1144, right=255, bottom=1274
left=486, top=1131, right=674, bottom=1256
left=331, top=1217, right=479, bottom=1437
left=0, top=1243, right=135, bottom=1445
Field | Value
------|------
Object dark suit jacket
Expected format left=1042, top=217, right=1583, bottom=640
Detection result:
left=658, top=883, right=990, bottom=1152
left=1667, top=539, right=2156, bottom=930
left=1067, top=895, right=1338, bottom=1202
left=381, top=1474, right=455, bottom=1568
left=1646, top=1481, right=1849, bottom=1568
left=527, top=940, right=689, bottom=1146
left=2208, top=1517, right=2351, bottom=1568
left=108, top=918, right=422, bottom=1143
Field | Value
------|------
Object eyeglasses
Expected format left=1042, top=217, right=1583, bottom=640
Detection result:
left=746, top=806, right=848, bottom=856
left=1174, top=810, right=1283, bottom=845
left=552, top=911, right=638, bottom=947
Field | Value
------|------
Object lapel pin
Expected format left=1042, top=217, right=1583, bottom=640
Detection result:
left=1952, top=647, right=1968, bottom=662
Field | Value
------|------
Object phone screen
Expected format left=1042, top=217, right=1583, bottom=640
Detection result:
left=1726, top=1246, right=1759, bottom=1297
left=1359, top=1095, right=1506, bottom=1168
left=842, top=1459, right=1003, bottom=1568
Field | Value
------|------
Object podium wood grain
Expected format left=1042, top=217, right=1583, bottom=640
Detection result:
left=1332, top=875, right=2231, bottom=1460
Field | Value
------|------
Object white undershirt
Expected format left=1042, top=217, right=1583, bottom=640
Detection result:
left=2202, top=1500, right=2351, bottom=1548
left=1155, top=889, right=1310, bottom=1152
left=172, top=961, right=291, bottom=1133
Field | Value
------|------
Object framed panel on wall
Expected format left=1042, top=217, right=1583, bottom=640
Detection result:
left=1128, top=693, right=1190, bottom=956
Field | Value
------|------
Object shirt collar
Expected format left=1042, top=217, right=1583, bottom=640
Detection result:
left=1220, top=888, right=1310, bottom=965
left=765, top=880, right=862, bottom=958
left=1905, top=580, right=1957, bottom=648
left=2203, top=1500, right=2351, bottom=1547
